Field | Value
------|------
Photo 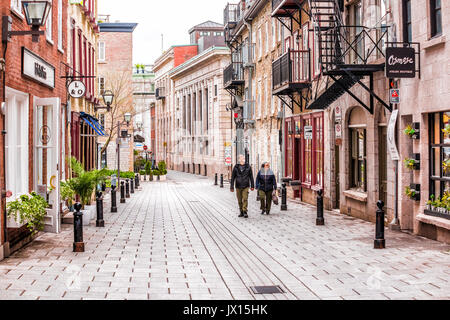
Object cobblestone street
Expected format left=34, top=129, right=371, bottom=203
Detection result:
left=0, top=171, right=449, bottom=300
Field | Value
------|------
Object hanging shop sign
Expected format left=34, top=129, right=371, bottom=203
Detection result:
left=385, top=47, right=416, bottom=78
left=68, top=80, right=86, bottom=98
left=390, top=89, right=400, bottom=104
left=335, top=122, right=342, bottom=145
left=304, top=125, right=313, bottom=140
left=22, top=47, right=55, bottom=88
left=387, top=109, right=400, bottom=161
left=335, top=106, right=342, bottom=121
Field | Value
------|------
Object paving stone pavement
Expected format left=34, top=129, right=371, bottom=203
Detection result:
left=0, top=171, right=449, bottom=300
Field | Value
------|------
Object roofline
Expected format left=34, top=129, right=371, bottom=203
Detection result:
left=153, top=44, right=198, bottom=71
left=169, top=46, right=230, bottom=78
left=99, top=22, right=138, bottom=33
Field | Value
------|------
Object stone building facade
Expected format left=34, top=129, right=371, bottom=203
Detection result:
left=170, top=46, right=232, bottom=178
left=97, top=22, right=137, bottom=172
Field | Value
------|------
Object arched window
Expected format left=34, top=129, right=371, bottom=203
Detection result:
left=349, top=107, right=367, bottom=192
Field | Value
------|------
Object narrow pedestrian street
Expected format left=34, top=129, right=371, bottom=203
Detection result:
left=0, top=172, right=449, bottom=300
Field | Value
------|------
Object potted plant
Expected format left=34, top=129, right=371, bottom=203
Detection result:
left=60, top=180, right=75, bottom=212
left=153, top=169, right=161, bottom=181
left=7, top=192, right=48, bottom=235
left=405, top=186, right=416, bottom=199
left=404, top=158, right=416, bottom=170
left=158, top=161, right=167, bottom=181
left=404, top=123, right=420, bottom=139
left=145, top=161, right=153, bottom=181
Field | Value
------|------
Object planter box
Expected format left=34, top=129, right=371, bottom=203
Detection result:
left=412, top=122, right=420, bottom=139
left=424, top=209, right=450, bottom=220
left=81, top=210, right=91, bottom=226
left=6, top=215, right=25, bottom=229
left=160, top=175, right=167, bottom=181
left=409, top=183, right=421, bottom=201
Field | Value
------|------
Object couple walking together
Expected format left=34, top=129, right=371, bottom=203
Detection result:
left=230, top=155, right=277, bottom=218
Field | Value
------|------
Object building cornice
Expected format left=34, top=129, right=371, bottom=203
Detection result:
left=98, top=22, right=138, bottom=33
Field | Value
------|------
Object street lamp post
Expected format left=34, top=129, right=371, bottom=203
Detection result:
left=117, top=112, right=132, bottom=191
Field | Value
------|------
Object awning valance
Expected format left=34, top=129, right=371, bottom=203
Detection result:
left=80, top=112, right=106, bottom=136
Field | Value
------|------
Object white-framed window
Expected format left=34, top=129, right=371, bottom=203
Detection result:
left=258, top=28, right=262, bottom=58
left=257, top=79, right=261, bottom=118
left=264, top=77, right=268, bottom=116
left=5, top=88, right=29, bottom=200
left=98, top=76, right=105, bottom=95
left=272, top=19, right=276, bottom=48
left=265, top=22, right=269, bottom=53
left=98, top=41, right=105, bottom=61
left=11, top=0, right=22, bottom=15
left=46, top=1, right=53, bottom=42
left=278, top=20, right=282, bottom=42
left=57, top=0, right=62, bottom=50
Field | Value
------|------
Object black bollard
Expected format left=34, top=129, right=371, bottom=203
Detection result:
left=220, top=174, right=224, bottom=188
left=374, top=200, right=386, bottom=249
left=111, top=185, right=118, bottom=213
left=281, top=183, right=287, bottom=211
left=126, top=179, right=130, bottom=198
left=120, top=181, right=126, bottom=203
left=73, top=203, right=84, bottom=252
left=96, top=191, right=104, bottom=227
left=214, top=173, right=218, bottom=186
left=316, top=189, right=325, bottom=225
left=130, top=178, right=135, bottom=194
left=135, top=174, right=139, bottom=188
left=101, top=183, right=106, bottom=192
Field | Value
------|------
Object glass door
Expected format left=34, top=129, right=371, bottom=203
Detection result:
left=35, top=98, right=61, bottom=234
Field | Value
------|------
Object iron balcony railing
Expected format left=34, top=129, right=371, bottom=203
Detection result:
left=224, top=62, right=244, bottom=87
left=224, top=3, right=241, bottom=27
left=155, top=87, right=166, bottom=100
left=320, top=25, right=389, bottom=72
left=272, top=49, right=310, bottom=90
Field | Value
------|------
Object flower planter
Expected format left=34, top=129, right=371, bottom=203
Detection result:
left=81, top=210, right=90, bottom=226
left=160, top=175, right=167, bottom=181
left=424, top=209, right=450, bottom=220
left=6, top=215, right=25, bottom=228
left=406, top=183, right=421, bottom=201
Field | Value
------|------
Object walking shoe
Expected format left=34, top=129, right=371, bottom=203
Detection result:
left=244, top=212, right=248, bottom=218
left=266, top=211, right=270, bottom=215
left=238, top=210, right=244, bottom=217
left=261, top=210, right=265, bottom=215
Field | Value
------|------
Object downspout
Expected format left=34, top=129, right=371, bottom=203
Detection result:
left=1, top=43, right=8, bottom=247
left=244, top=18, right=253, bottom=170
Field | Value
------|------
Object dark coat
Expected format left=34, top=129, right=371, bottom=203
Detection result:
left=231, top=164, right=255, bottom=190
left=255, top=171, right=277, bottom=192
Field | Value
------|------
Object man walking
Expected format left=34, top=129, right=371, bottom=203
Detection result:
left=230, top=154, right=254, bottom=218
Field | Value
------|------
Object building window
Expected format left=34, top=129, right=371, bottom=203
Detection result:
left=58, top=0, right=62, bottom=50
left=98, top=41, right=106, bottom=62
left=11, top=0, right=22, bottom=15
left=265, top=22, right=269, bottom=53
left=214, top=84, right=217, bottom=96
left=285, top=120, right=293, bottom=178
left=272, top=19, right=276, bottom=48
left=303, top=117, right=312, bottom=184
left=258, top=28, right=262, bottom=58
left=99, top=113, right=105, bottom=127
left=429, top=112, right=450, bottom=199
left=98, top=76, right=105, bottom=95
left=430, top=0, right=442, bottom=38
left=46, top=1, right=53, bottom=42
left=402, top=0, right=412, bottom=42
left=350, top=128, right=367, bottom=191
left=5, top=90, right=29, bottom=200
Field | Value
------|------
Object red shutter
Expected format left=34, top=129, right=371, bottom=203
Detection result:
left=78, top=29, right=82, bottom=74
left=88, top=43, right=92, bottom=97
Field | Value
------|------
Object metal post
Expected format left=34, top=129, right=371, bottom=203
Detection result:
left=130, top=177, right=134, bottom=194
left=214, top=173, right=218, bottom=186
left=120, top=181, right=126, bottom=203
left=135, top=174, right=139, bottom=188
left=220, top=174, right=224, bottom=188
left=125, top=179, right=130, bottom=198
left=96, top=191, right=104, bottom=227
left=316, top=189, right=325, bottom=225
left=73, top=203, right=84, bottom=252
left=117, top=121, right=121, bottom=194
left=374, top=200, right=386, bottom=249
left=281, top=183, right=287, bottom=211
left=111, top=185, right=117, bottom=213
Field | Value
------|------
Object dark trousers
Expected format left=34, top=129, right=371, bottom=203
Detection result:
left=258, top=189, right=273, bottom=213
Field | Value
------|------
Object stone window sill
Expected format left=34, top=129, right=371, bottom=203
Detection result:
left=416, top=213, right=450, bottom=231
left=423, top=35, right=446, bottom=51
left=343, top=189, right=367, bottom=202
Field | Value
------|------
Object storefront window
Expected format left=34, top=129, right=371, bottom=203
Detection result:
left=285, top=119, right=293, bottom=178
left=315, top=115, right=323, bottom=187
left=350, top=128, right=367, bottom=191
left=303, top=118, right=312, bottom=184
left=430, top=112, right=450, bottom=198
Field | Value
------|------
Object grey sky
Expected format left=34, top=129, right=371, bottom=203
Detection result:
left=98, top=0, right=229, bottom=65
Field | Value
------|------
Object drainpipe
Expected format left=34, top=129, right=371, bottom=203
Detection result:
left=244, top=19, right=253, bottom=169
left=1, top=44, right=8, bottom=248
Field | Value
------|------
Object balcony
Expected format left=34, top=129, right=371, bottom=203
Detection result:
left=272, top=0, right=303, bottom=17
left=272, top=49, right=310, bottom=95
left=223, top=62, right=244, bottom=89
left=242, top=43, right=255, bottom=68
left=224, top=3, right=241, bottom=28
left=155, top=87, right=166, bottom=100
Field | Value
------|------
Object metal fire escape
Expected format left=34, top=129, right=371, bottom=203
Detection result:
left=306, top=0, right=391, bottom=114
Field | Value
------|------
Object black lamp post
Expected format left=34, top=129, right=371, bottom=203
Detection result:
left=2, top=1, right=52, bottom=43
left=117, top=112, right=132, bottom=191
left=95, top=89, right=114, bottom=112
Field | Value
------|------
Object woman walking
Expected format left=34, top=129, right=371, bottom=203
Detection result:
left=255, top=162, right=277, bottom=215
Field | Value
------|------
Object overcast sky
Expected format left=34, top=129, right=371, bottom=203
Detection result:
left=98, top=0, right=229, bottom=65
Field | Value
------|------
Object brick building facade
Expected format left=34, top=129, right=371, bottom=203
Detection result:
left=0, top=0, right=68, bottom=260
left=97, top=22, right=137, bottom=172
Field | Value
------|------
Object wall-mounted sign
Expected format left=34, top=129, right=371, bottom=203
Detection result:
left=385, top=47, right=416, bottom=78
left=335, top=106, right=342, bottom=122
left=390, top=89, right=400, bottom=104
left=68, top=80, right=86, bottom=98
left=224, top=143, right=232, bottom=166
left=304, top=125, right=313, bottom=140
left=22, top=47, right=55, bottom=88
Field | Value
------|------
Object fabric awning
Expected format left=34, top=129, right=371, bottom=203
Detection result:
left=80, top=112, right=106, bottom=136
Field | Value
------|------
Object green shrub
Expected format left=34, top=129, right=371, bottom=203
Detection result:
left=158, top=161, right=167, bottom=175
left=153, top=169, right=160, bottom=176
left=60, top=180, right=75, bottom=207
